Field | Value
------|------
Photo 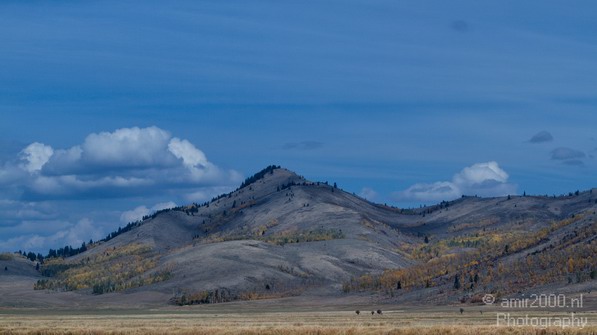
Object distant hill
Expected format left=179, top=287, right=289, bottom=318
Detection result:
left=1, top=166, right=595, bottom=307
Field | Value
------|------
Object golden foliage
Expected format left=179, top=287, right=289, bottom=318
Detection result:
left=345, top=214, right=597, bottom=296
left=261, top=228, right=344, bottom=245
left=200, top=224, right=344, bottom=245
left=34, top=243, right=171, bottom=293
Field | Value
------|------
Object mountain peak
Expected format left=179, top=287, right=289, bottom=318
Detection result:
left=238, top=165, right=282, bottom=189
left=238, top=165, right=304, bottom=190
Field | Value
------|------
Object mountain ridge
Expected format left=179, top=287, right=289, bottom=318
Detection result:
left=1, top=165, right=595, bottom=308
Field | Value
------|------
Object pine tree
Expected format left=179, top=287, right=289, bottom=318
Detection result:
left=454, top=274, right=461, bottom=290
left=26, top=251, right=36, bottom=262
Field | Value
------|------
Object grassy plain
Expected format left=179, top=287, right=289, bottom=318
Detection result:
left=0, top=306, right=595, bottom=335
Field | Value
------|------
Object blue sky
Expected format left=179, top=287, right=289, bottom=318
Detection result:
left=1, top=1, right=596, bottom=253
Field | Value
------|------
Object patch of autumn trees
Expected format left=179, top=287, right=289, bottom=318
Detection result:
left=34, top=243, right=172, bottom=294
left=343, top=213, right=596, bottom=297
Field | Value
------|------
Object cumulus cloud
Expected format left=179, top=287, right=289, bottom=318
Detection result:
left=0, top=126, right=242, bottom=252
left=0, top=200, right=57, bottom=224
left=82, top=126, right=172, bottom=167
left=119, top=206, right=150, bottom=225
left=453, top=161, right=509, bottom=186
left=529, top=131, right=553, bottom=143
left=396, top=161, right=516, bottom=202
left=1, top=126, right=240, bottom=199
left=359, top=187, right=378, bottom=201
left=400, top=181, right=460, bottom=202
left=0, top=218, right=103, bottom=252
left=168, top=138, right=208, bottom=168
left=19, top=142, right=54, bottom=173
left=120, top=201, right=176, bottom=224
left=43, top=126, right=177, bottom=174
left=183, top=186, right=236, bottom=202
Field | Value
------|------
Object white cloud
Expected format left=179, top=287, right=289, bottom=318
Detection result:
left=183, top=186, right=235, bottom=203
left=63, top=218, right=103, bottom=247
left=0, top=126, right=242, bottom=253
left=168, top=138, right=208, bottom=168
left=400, top=181, right=460, bottom=202
left=19, top=142, right=54, bottom=173
left=166, top=137, right=224, bottom=182
left=0, top=218, right=103, bottom=252
left=0, top=200, right=57, bottom=223
left=152, top=201, right=177, bottom=211
left=119, top=201, right=177, bottom=224
left=2, top=126, right=240, bottom=199
left=359, top=187, right=378, bottom=201
left=43, top=146, right=82, bottom=174
left=120, top=206, right=151, bottom=224
left=82, top=126, right=173, bottom=167
left=42, top=126, right=177, bottom=175
left=453, top=161, right=509, bottom=187
left=396, top=161, right=516, bottom=202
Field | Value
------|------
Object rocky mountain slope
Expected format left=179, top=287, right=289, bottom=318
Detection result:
left=1, top=166, right=595, bottom=307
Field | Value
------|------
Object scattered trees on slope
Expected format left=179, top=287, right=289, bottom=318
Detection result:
left=239, top=165, right=280, bottom=189
left=34, top=243, right=172, bottom=294
left=343, top=213, right=597, bottom=298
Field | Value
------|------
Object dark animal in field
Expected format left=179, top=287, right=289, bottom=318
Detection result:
left=355, top=310, right=360, bottom=315
left=376, top=309, right=382, bottom=315
left=460, top=308, right=464, bottom=314
left=371, top=311, right=374, bottom=315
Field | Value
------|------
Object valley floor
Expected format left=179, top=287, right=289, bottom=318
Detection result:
left=2, top=275, right=596, bottom=334
left=0, top=305, right=595, bottom=335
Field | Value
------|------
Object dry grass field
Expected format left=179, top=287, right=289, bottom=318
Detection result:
left=0, top=308, right=595, bottom=335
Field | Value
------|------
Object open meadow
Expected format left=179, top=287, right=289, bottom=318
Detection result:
left=0, top=306, right=595, bottom=335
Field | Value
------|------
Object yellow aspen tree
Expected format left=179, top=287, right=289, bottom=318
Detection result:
left=567, top=257, right=575, bottom=273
